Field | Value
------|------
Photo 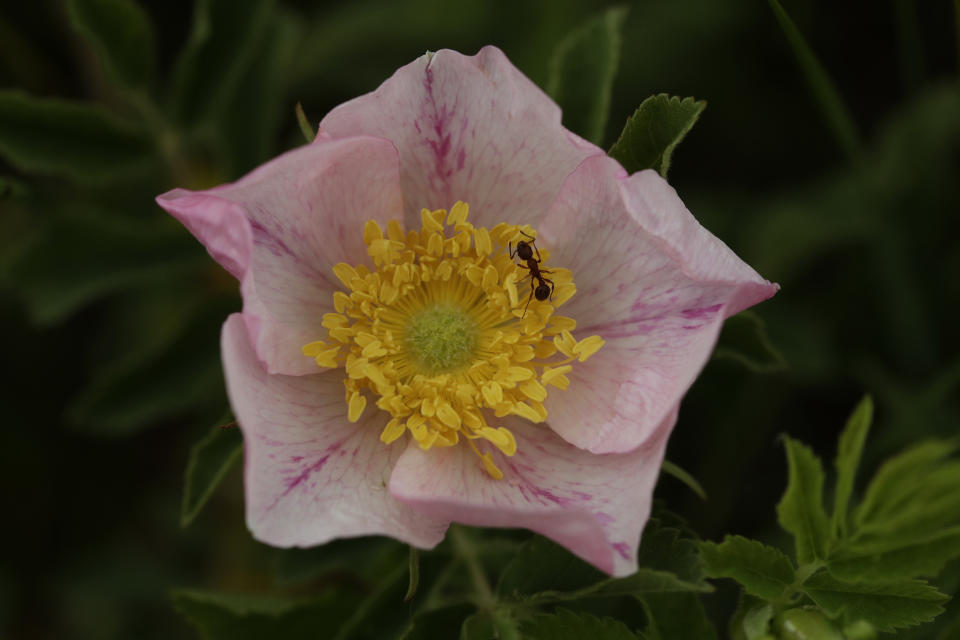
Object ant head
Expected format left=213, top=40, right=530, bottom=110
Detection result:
left=515, top=241, right=534, bottom=261
left=534, top=283, right=551, bottom=301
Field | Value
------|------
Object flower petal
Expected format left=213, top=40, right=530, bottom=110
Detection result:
left=318, top=46, right=601, bottom=229
left=157, top=136, right=405, bottom=375
left=389, top=413, right=674, bottom=577
left=538, top=156, right=778, bottom=454
left=221, top=313, right=449, bottom=549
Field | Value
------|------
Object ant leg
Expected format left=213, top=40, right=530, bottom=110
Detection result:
left=521, top=279, right=536, bottom=319
left=543, top=277, right=556, bottom=301
left=509, top=241, right=516, bottom=260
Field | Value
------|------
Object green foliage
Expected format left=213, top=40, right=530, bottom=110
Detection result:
left=712, top=311, right=787, bottom=373
left=641, top=592, right=717, bottom=640
left=0, top=91, right=154, bottom=182
left=6, top=210, right=204, bottom=326
left=548, top=6, right=628, bottom=145
left=608, top=94, right=705, bottom=178
left=702, top=398, right=958, bottom=635
left=400, top=603, right=477, bottom=640
left=521, top=609, right=638, bottom=640
left=766, top=0, right=861, bottom=160
left=180, top=422, right=242, bottom=528
left=776, top=437, right=831, bottom=564
left=660, top=460, right=707, bottom=500
left=66, top=0, right=155, bottom=89
left=168, top=0, right=276, bottom=126
left=801, top=573, right=948, bottom=632
left=832, top=396, right=873, bottom=537
left=295, top=102, right=315, bottom=143
left=700, top=536, right=795, bottom=601
left=171, top=589, right=361, bottom=639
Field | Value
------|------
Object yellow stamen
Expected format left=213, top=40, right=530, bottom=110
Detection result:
left=303, top=202, right=603, bottom=478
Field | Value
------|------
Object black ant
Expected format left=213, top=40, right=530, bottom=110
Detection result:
left=509, top=231, right=554, bottom=317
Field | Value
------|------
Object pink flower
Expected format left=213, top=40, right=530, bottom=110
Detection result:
left=156, top=47, right=776, bottom=577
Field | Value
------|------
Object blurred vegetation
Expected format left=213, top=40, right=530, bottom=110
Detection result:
left=0, top=0, right=957, bottom=638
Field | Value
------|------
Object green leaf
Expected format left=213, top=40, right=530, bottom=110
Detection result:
left=180, top=422, right=242, bottom=528
left=853, top=440, right=958, bottom=531
left=829, top=525, right=960, bottom=582
left=295, top=102, right=316, bottom=143
left=7, top=211, right=204, bottom=326
left=171, top=588, right=360, bottom=639
left=766, top=0, right=861, bottom=160
left=661, top=460, right=707, bottom=500
left=776, top=437, right=831, bottom=564
left=66, top=0, right=154, bottom=89
left=461, top=611, right=521, bottom=640
left=168, top=0, right=275, bottom=126
left=641, top=593, right=718, bottom=640
left=712, top=311, right=787, bottom=373
left=700, top=536, right=795, bottom=601
left=548, top=6, right=628, bottom=145
left=0, top=91, right=154, bottom=182
left=272, top=538, right=406, bottom=587
left=65, top=294, right=230, bottom=436
left=521, top=609, right=638, bottom=640
left=832, top=396, right=873, bottom=537
left=404, top=546, right=420, bottom=602
left=608, top=94, right=706, bottom=178
left=497, top=523, right=710, bottom=604
left=801, top=572, right=948, bottom=632
left=400, top=603, right=475, bottom=640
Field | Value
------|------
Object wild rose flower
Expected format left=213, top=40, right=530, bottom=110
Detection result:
left=156, top=47, right=777, bottom=576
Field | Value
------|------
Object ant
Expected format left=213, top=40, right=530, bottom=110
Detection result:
left=509, top=231, right=554, bottom=318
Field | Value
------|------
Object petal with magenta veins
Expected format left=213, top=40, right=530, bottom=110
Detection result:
left=221, top=313, right=449, bottom=549
left=318, top=46, right=602, bottom=231
left=157, top=136, right=405, bottom=376
left=537, top=156, right=778, bottom=454
left=389, top=412, right=675, bottom=577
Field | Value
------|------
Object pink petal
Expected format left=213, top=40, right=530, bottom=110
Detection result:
left=389, top=413, right=674, bottom=577
left=318, top=46, right=601, bottom=230
left=157, top=136, right=405, bottom=375
left=538, top=157, right=778, bottom=454
left=221, top=313, right=449, bottom=549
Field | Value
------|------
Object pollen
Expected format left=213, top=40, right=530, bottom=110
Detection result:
left=301, top=202, right=604, bottom=478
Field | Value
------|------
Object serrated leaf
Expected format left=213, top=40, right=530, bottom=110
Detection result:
left=522, top=609, right=637, bottom=640
left=712, top=311, right=787, bottom=373
left=66, top=0, right=154, bottom=89
left=548, top=6, right=628, bottom=145
left=854, top=440, right=958, bottom=532
left=661, top=459, right=707, bottom=500
left=180, top=422, right=242, bottom=527
left=7, top=210, right=205, bottom=326
left=641, top=593, right=718, bottom=640
left=608, top=94, right=705, bottom=178
left=171, top=588, right=360, bottom=639
left=832, top=396, right=873, bottom=537
left=776, top=437, right=831, bottom=564
left=766, top=0, right=861, bottom=160
left=400, top=603, right=475, bottom=640
left=700, top=536, right=795, bottom=601
left=0, top=91, right=154, bottom=181
left=829, top=525, right=960, bottom=582
left=497, top=523, right=709, bottom=604
left=168, top=0, right=275, bottom=126
left=801, top=572, right=948, bottom=632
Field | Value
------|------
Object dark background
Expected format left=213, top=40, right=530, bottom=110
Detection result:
left=1, top=0, right=958, bottom=637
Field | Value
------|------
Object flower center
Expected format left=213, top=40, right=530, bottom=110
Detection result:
left=404, top=304, right=477, bottom=375
left=302, top=202, right=604, bottom=479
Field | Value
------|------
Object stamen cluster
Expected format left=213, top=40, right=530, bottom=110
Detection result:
left=303, top=202, right=604, bottom=478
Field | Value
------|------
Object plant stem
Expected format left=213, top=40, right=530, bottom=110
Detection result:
left=450, top=525, right=496, bottom=609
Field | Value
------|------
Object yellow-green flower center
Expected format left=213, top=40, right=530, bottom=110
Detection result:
left=404, top=304, right=477, bottom=375
left=301, top=202, right=604, bottom=479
